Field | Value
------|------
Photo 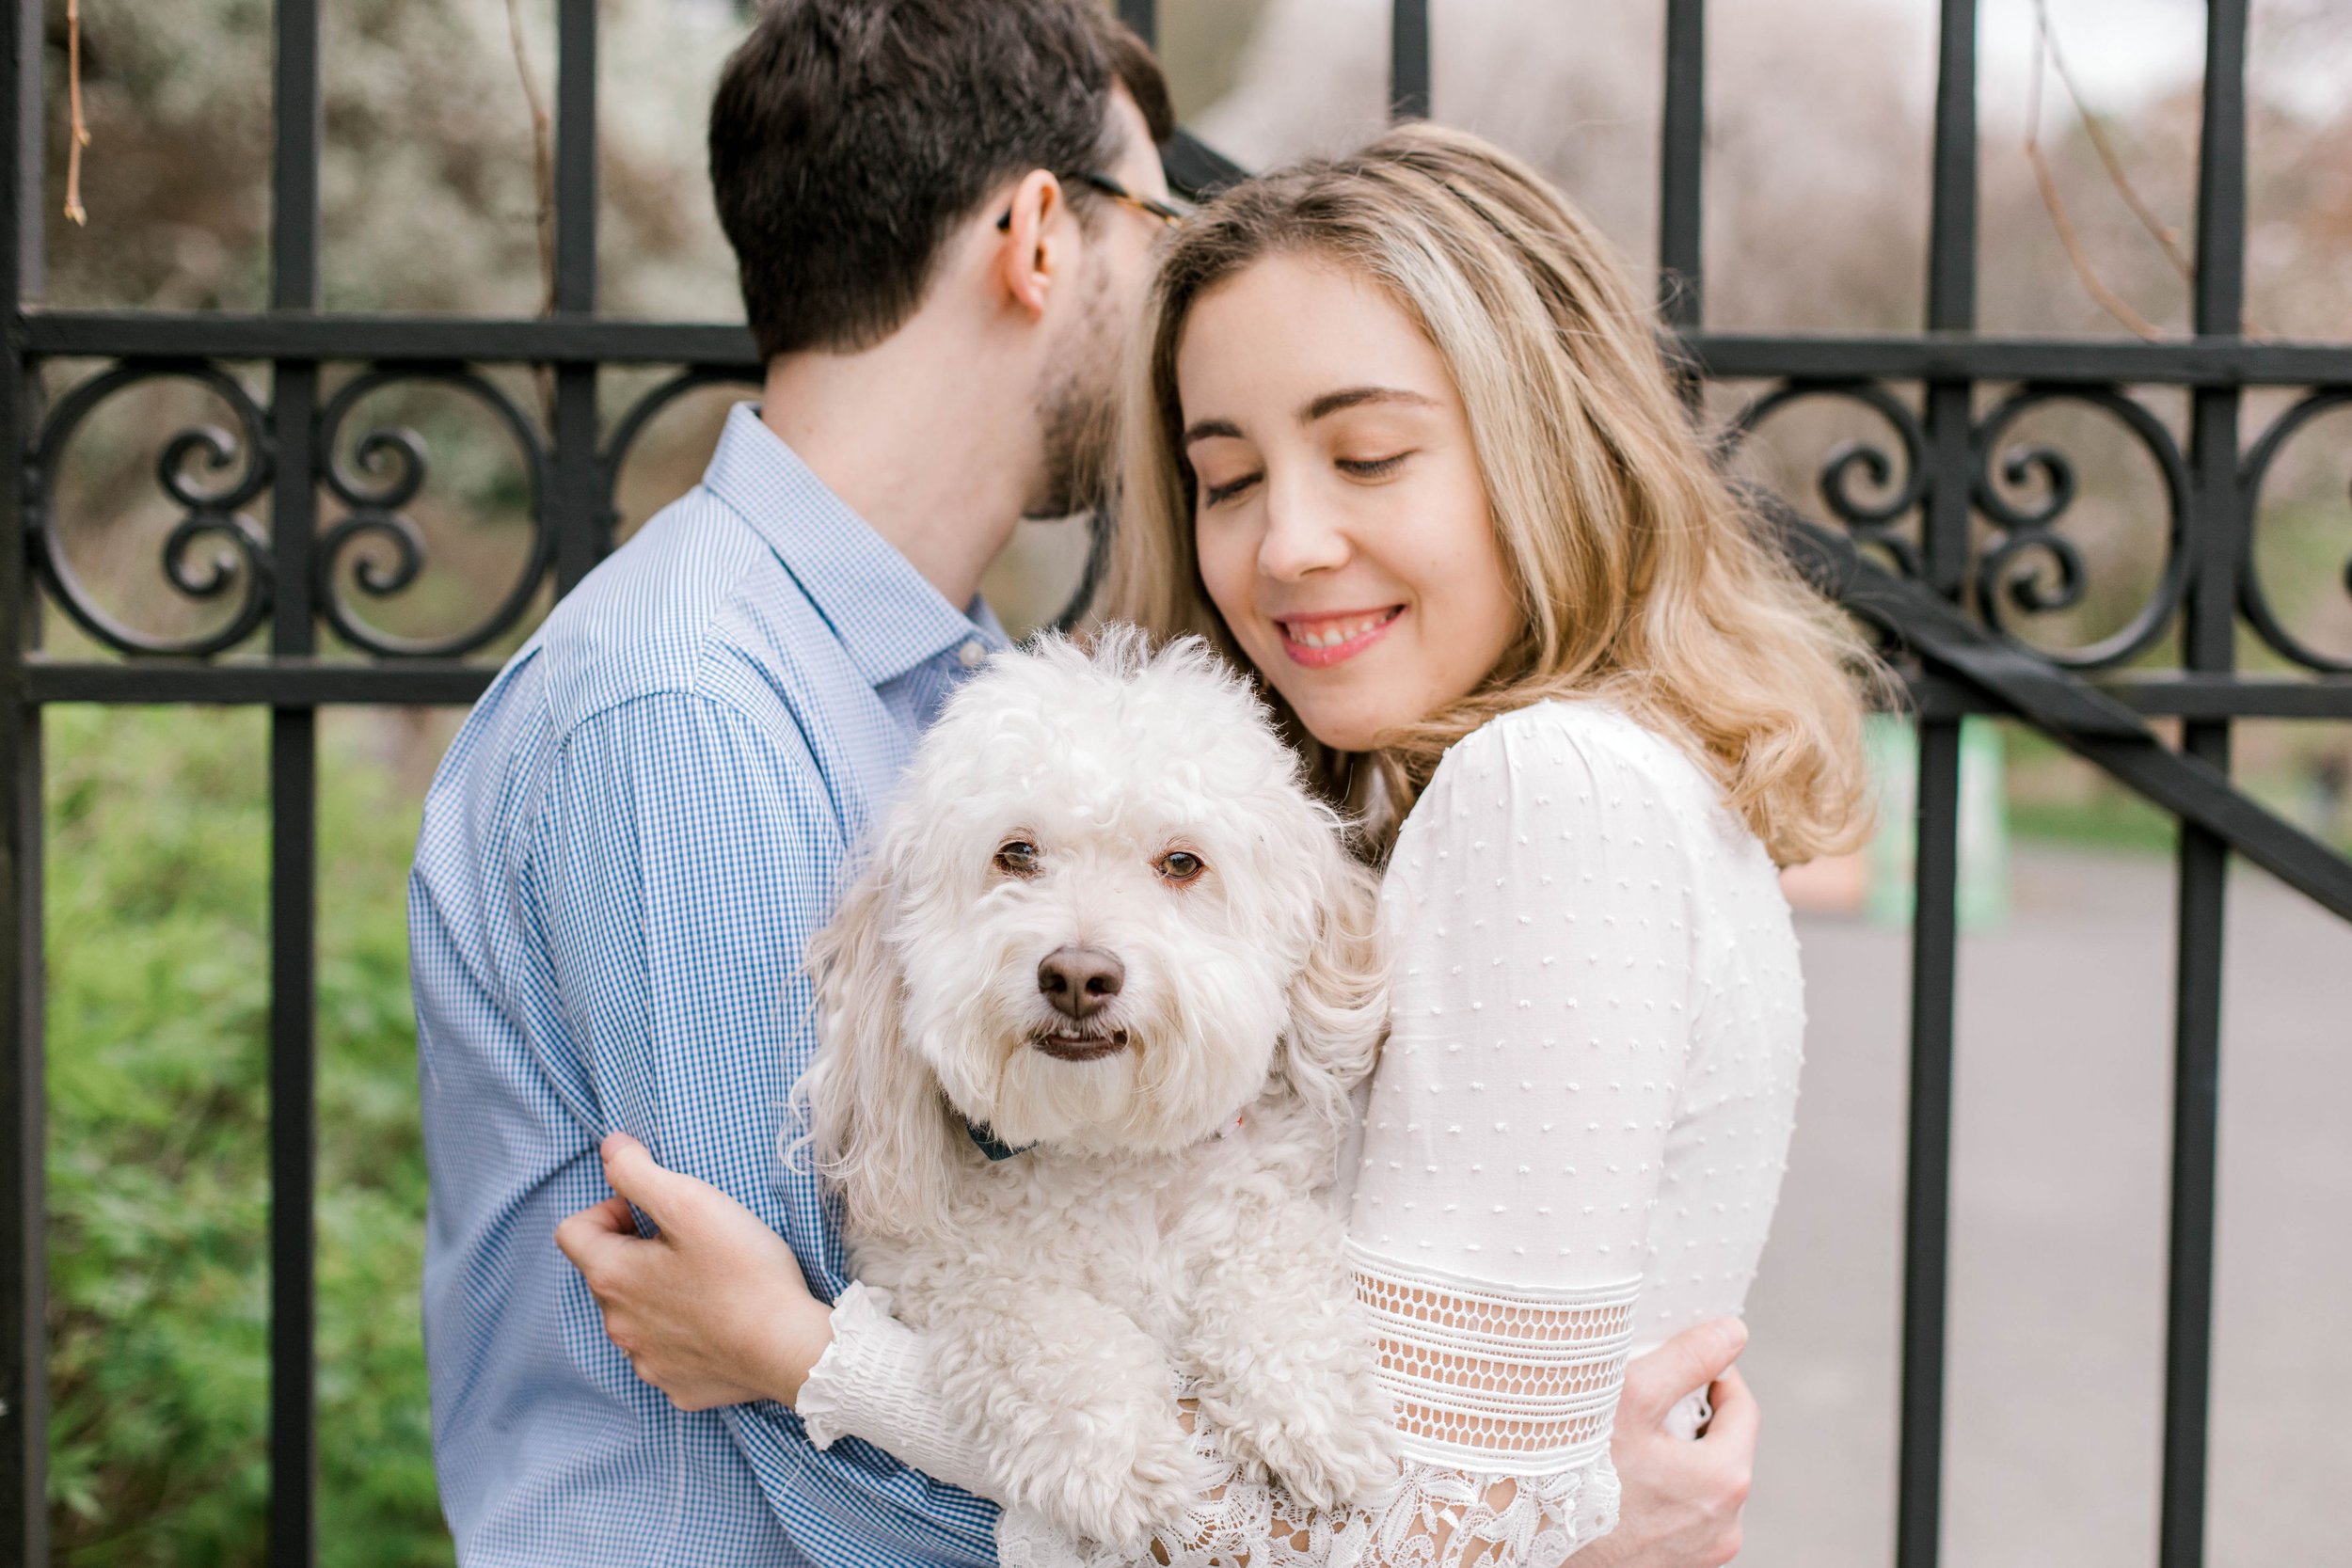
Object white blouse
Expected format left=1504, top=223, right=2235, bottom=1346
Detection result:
left=797, top=700, right=1806, bottom=1568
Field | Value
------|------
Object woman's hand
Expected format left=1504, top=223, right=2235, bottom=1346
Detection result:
left=554, top=1132, right=836, bottom=1411
left=1576, top=1317, right=1758, bottom=1568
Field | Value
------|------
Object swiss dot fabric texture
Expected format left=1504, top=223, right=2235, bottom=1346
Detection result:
left=1342, top=698, right=1804, bottom=1471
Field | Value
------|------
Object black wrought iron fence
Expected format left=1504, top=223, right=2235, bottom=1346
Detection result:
left=4, top=0, right=2348, bottom=1564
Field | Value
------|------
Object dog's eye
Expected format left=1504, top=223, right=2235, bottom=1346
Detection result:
left=993, top=840, right=1041, bottom=877
left=1155, top=850, right=1205, bottom=885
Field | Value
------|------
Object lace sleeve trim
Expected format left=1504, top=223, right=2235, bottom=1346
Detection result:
left=1346, top=1244, right=1641, bottom=1472
left=998, top=1397, right=1624, bottom=1568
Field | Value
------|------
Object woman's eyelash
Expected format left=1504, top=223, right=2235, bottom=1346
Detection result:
left=1201, top=451, right=1410, bottom=505
left=1202, top=472, right=1261, bottom=506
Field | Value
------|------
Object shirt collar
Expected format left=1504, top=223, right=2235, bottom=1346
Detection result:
left=702, top=403, right=1005, bottom=688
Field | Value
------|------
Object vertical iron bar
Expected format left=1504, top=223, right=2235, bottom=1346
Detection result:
left=1899, top=6, right=1976, bottom=1568
left=1658, top=0, right=1705, bottom=327
left=2163, top=6, right=2247, bottom=1566
left=272, top=3, right=321, bottom=311
left=267, top=653, right=318, bottom=1568
left=0, top=0, right=42, bottom=1551
left=553, top=0, right=596, bottom=318
left=269, top=2, right=323, bottom=1562
left=552, top=0, right=600, bottom=592
left=1390, top=0, right=1430, bottom=121
left=1925, top=0, right=1979, bottom=354
left=1116, top=0, right=1157, bottom=45
left=1899, top=713, right=1963, bottom=1567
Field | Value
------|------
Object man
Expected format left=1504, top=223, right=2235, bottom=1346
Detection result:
left=410, top=3, right=1754, bottom=1563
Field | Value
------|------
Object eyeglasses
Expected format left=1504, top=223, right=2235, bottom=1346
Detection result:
left=995, top=171, right=1189, bottom=232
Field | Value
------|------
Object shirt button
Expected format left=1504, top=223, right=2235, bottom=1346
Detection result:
left=956, top=640, right=985, bottom=669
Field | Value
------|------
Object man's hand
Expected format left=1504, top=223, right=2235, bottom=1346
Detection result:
left=554, top=1132, right=836, bottom=1411
left=1576, top=1318, right=1757, bottom=1568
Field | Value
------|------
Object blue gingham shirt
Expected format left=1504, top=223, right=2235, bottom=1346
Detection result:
left=410, top=404, right=1008, bottom=1567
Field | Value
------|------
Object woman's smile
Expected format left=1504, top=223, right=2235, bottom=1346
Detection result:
left=1275, top=605, right=1406, bottom=667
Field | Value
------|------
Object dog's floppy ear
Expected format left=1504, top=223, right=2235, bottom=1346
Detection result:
left=790, top=852, right=961, bottom=1243
left=1277, top=849, right=1389, bottom=1128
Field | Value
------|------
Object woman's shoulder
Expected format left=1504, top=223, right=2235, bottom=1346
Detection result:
left=1383, top=697, right=1774, bottom=933
left=1411, top=698, right=1718, bottom=828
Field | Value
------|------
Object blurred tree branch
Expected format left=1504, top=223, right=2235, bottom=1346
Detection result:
left=505, top=0, right=556, bottom=317
left=2026, top=0, right=2265, bottom=339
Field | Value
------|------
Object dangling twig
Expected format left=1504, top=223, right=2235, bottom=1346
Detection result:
left=2026, top=4, right=2159, bottom=337
left=506, top=0, right=559, bottom=426
left=2026, top=0, right=2269, bottom=339
left=64, top=0, right=89, bottom=226
left=506, top=0, right=557, bottom=317
left=2037, top=0, right=2196, bottom=287
left=2025, top=23, right=2161, bottom=340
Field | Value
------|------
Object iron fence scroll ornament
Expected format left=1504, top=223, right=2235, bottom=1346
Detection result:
left=1728, top=380, right=1928, bottom=579
left=315, top=366, right=554, bottom=659
left=13, top=363, right=2346, bottom=691
left=2238, top=387, right=2352, bottom=675
left=1966, top=384, right=2190, bottom=672
left=27, top=360, right=277, bottom=657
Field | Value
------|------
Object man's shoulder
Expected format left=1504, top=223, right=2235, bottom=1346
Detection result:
left=421, top=483, right=852, bottom=840
left=531, top=483, right=840, bottom=745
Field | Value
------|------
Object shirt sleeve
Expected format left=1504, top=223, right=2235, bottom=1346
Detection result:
left=799, top=706, right=1705, bottom=1568
left=535, top=690, right=999, bottom=1568
left=1346, top=704, right=1697, bottom=1473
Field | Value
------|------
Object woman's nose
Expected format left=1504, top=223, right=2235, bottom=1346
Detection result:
left=1256, top=483, right=1350, bottom=581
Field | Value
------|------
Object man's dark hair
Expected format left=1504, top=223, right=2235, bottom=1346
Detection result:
left=711, top=0, right=1176, bottom=361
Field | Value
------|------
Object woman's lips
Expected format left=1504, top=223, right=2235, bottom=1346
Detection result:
left=1276, top=607, right=1405, bottom=669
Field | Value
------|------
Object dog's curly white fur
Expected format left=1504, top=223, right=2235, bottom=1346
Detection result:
left=794, top=630, right=1398, bottom=1550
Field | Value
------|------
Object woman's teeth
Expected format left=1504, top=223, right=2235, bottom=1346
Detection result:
left=1283, top=610, right=1393, bottom=647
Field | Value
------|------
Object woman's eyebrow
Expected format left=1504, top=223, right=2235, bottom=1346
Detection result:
left=1301, top=386, right=1438, bottom=422
left=1182, top=417, right=1246, bottom=446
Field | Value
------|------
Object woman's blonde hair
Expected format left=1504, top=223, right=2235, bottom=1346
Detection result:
left=1096, top=122, right=1880, bottom=865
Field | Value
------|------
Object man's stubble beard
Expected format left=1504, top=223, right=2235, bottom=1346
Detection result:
left=1030, top=252, right=1124, bottom=521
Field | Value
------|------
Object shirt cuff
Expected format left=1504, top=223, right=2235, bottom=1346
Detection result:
left=797, top=1280, right=1005, bottom=1503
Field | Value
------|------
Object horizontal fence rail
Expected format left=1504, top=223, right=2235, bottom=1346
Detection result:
left=5, top=0, right=2349, bottom=1563
left=24, top=309, right=2352, bottom=382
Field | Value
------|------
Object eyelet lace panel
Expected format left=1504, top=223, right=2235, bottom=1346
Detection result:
left=994, top=1386, right=1622, bottom=1568
left=1346, top=1245, right=1641, bottom=1471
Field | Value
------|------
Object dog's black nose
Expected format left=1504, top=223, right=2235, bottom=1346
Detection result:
left=1038, top=946, right=1123, bottom=1020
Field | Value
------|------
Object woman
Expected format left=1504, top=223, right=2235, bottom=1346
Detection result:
left=559, top=122, right=1877, bottom=1566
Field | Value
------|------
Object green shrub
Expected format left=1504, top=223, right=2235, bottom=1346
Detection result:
left=45, top=705, right=451, bottom=1566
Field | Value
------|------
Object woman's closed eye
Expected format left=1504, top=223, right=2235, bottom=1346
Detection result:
left=1337, top=451, right=1413, bottom=481
left=1200, top=452, right=1411, bottom=508
left=1200, top=469, right=1262, bottom=508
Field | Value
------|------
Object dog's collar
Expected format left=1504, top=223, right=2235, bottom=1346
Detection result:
left=964, top=1117, right=1036, bottom=1162
left=962, top=1109, right=1248, bottom=1163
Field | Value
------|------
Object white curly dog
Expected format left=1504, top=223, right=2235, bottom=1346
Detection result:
left=795, top=630, right=1400, bottom=1551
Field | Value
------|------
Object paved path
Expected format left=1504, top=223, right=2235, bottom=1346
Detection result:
left=1741, top=846, right=2350, bottom=1568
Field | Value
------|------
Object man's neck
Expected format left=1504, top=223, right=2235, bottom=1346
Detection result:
left=759, top=322, right=1032, bottom=611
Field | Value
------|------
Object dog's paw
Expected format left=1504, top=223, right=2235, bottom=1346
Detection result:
left=1022, top=1413, right=1210, bottom=1553
left=1207, top=1386, right=1399, bottom=1514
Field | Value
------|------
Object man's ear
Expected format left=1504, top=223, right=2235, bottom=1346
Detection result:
left=994, top=167, right=1071, bottom=321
